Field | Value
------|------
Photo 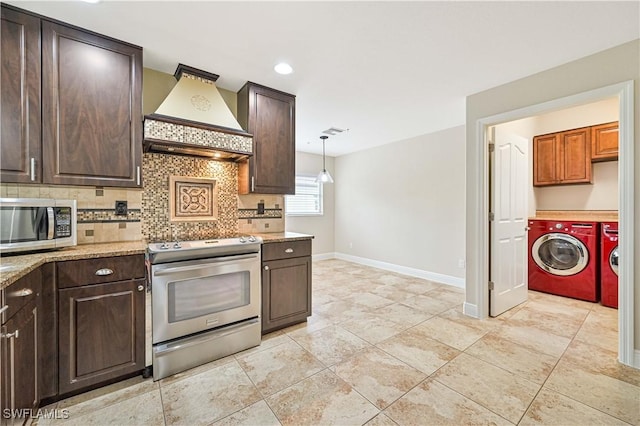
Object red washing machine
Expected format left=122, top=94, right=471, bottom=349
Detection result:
left=528, top=220, right=599, bottom=302
left=600, top=222, right=619, bottom=308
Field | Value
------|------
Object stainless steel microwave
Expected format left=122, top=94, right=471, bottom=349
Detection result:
left=0, top=198, right=77, bottom=255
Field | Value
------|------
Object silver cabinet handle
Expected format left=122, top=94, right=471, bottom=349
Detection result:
left=95, top=268, right=114, bottom=276
left=285, top=248, right=294, bottom=253
left=137, top=285, right=144, bottom=292
left=0, top=306, right=8, bottom=315
left=30, top=158, right=36, bottom=181
left=17, top=289, right=33, bottom=297
left=2, top=330, right=18, bottom=339
left=136, top=166, right=141, bottom=186
left=264, top=266, right=269, bottom=270
left=251, top=176, right=255, bottom=192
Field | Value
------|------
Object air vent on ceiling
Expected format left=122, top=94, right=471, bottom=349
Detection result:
left=322, top=127, right=346, bottom=136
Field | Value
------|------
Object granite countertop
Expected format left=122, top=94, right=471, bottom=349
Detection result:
left=0, top=233, right=314, bottom=289
left=530, top=210, right=618, bottom=222
left=0, top=241, right=147, bottom=290
left=253, top=232, right=314, bottom=243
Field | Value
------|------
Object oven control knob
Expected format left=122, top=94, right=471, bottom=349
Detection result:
left=555, top=223, right=563, bottom=229
left=248, top=235, right=256, bottom=242
left=173, top=241, right=182, bottom=249
left=160, top=242, right=170, bottom=250
left=239, top=236, right=247, bottom=243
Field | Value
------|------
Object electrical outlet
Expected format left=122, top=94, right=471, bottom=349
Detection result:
left=115, top=200, right=128, bottom=216
left=458, top=259, right=466, bottom=269
left=349, top=242, right=353, bottom=249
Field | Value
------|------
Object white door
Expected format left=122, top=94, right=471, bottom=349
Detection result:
left=490, top=129, right=528, bottom=316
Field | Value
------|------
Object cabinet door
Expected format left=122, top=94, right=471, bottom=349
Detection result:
left=238, top=83, right=296, bottom=194
left=591, top=121, right=619, bottom=162
left=0, top=6, right=41, bottom=184
left=41, top=20, right=142, bottom=188
left=1, top=300, right=38, bottom=419
left=58, top=279, right=145, bottom=395
left=559, top=127, right=591, bottom=184
left=262, top=257, right=311, bottom=334
left=533, top=134, right=558, bottom=186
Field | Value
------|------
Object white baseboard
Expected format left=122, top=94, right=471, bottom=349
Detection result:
left=312, top=252, right=336, bottom=261
left=333, top=252, right=465, bottom=289
left=463, top=302, right=479, bottom=318
left=633, top=349, right=640, bottom=369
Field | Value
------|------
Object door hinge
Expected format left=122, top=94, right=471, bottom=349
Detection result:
left=489, top=212, right=495, bottom=221
left=488, top=142, right=495, bottom=153
left=488, top=281, right=495, bottom=291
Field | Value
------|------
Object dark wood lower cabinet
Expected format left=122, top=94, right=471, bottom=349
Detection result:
left=262, top=255, right=312, bottom=334
left=58, top=278, right=145, bottom=396
left=1, top=267, right=41, bottom=425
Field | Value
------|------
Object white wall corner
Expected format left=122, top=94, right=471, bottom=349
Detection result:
left=334, top=252, right=465, bottom=288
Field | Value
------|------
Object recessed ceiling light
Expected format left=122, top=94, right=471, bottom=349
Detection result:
left=274, top=63, right=293, bottom=75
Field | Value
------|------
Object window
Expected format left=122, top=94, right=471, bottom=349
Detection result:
left=285, top=175, right=323, bottom=216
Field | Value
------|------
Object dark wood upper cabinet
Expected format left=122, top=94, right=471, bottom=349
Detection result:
left=591, top=121, right=619, bottom=162
left=42, top=20, right=143, bottom=187
left=237, top=82, right=296, bottom=195
left=533, top=126, right=592, bottom=186
left=0, top=6, right=42, bottom=183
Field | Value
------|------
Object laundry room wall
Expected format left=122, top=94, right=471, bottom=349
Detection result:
left=531, top=98, right=619, bottom=211
left=492, top=98, right=619, bottom=216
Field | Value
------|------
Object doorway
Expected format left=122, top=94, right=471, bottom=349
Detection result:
left=467, top=81, right=635, bottom=367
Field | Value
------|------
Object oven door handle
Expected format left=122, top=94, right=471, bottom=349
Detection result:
left=152, top=254, right=259, bottom=276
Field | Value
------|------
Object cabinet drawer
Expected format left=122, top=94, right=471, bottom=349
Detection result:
left=57, top=254, right=145, bottom=289
left=1, top=267, right=41, bottom=324
left=262, top=240, right=311, bottom=261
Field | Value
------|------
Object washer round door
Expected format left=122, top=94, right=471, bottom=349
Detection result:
left=610, top=246, right=619, bottom=276
left=531, top=233, right=589, bottom=276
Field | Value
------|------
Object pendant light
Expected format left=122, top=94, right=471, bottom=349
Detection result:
left=316, top=135, right=333, bottom=183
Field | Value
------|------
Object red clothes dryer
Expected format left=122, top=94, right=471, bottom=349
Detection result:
left=528, top=220, right=599, bottom=302
left=600, top=222, right=619, bottom=308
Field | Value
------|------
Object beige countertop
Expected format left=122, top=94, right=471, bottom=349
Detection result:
left=0, top=241, right=147, bottom=290
left=0, top=233, right=313, bottom=290
left=530, top=210, right=618, bottom=222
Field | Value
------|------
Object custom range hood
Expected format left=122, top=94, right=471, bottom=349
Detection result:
left=144, top=64, right=253, bottom=161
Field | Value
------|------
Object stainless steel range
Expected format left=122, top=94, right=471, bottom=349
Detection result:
left=147, top=236, right=262, bottom=381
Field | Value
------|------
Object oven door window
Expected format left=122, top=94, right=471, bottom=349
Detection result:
left=168, top=271, right=250, bottom=322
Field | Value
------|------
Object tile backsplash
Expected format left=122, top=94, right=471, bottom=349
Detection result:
left=0, top=183, right=142, bottom=244
left=1, top=158, right=286, bottom=245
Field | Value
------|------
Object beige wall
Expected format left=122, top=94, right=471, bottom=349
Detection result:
left=466, top=40, right=639, bottom=352
left=285, top=152, right=335, bottom=256
left=334, top=125, right=466, bottom=282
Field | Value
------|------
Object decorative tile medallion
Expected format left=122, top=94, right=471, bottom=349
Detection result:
left=142, top=153, right=239, bottom=242
left=170, top=176, right=217, bottom=222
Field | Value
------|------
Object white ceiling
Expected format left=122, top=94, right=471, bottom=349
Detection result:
left=7, top=1, right=639, bottom=156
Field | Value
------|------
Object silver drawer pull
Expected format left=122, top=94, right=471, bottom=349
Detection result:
left=95, top=268, right=114, bottom=276
left=285, top=248, right=294, bottom=253
left=17, top=288, right=33, bottom=297
left=137, top=285, right=144, bottom=292
left=264, top=266, right=269, bottom=271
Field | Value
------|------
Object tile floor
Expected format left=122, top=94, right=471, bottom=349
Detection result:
left=36, top=259, right=639, bottom=426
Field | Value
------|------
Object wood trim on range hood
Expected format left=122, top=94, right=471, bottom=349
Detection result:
left=143, top=64, right=253, bottom=161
